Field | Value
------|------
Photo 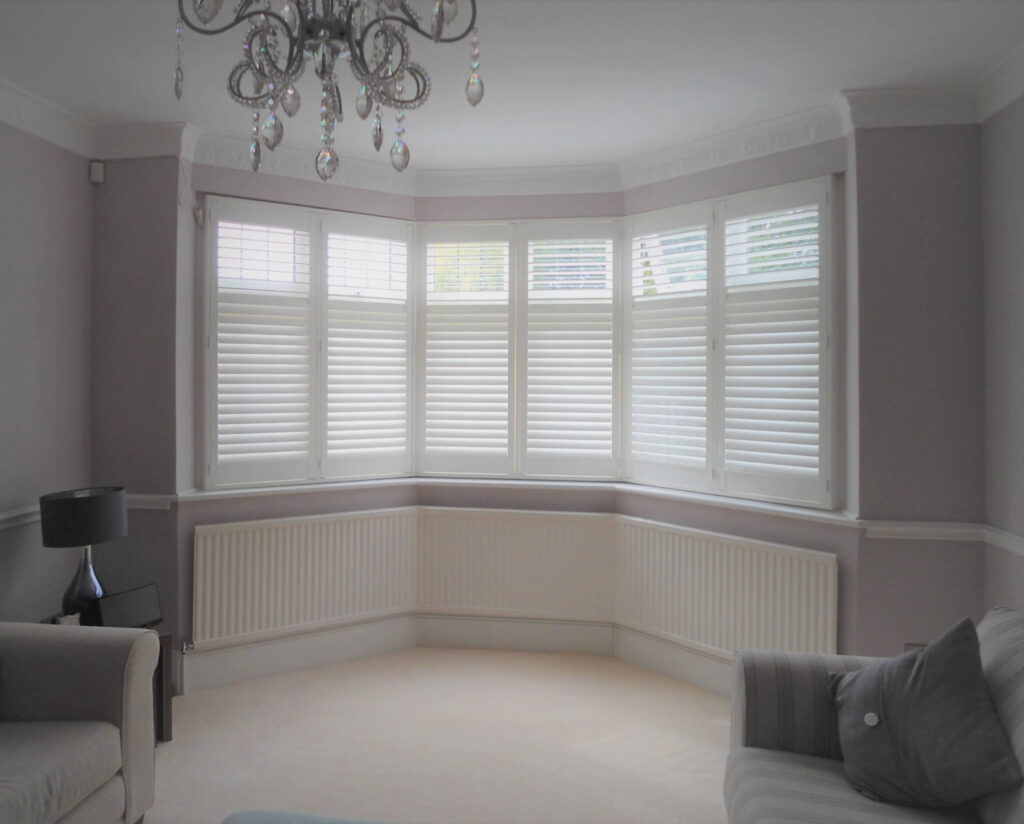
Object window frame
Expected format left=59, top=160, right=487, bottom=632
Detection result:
left=200, top=177, right=838, bottom=510
left=201, top=196, right=414, bottom=489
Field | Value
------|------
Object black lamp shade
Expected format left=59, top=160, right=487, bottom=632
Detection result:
left=39, top=487, right=128, bottom=547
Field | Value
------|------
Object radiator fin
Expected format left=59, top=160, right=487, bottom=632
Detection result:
left=193, top=509, right=417, bottom=649
left=192, top=508, right=836, bottom=657
left=614, top=518, right=837, bottom=655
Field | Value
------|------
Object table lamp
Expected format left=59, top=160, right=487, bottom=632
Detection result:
left=39, top=486, right=127, bottom=622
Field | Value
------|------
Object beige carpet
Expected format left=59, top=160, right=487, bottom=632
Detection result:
left=148, top=648, right=731, bottom=824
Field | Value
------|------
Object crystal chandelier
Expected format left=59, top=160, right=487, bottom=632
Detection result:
left=175, top=0, right=483, bottom=180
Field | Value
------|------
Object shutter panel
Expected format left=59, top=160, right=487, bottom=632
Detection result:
left=629, top=224, right=711, bottom=488
left=525, top=239, right=615, bottom=477
left=422, top=240, right=512, bottom=474
left=213, top=219, right=312, bottom=485
left=722, top=201, right=825, bottom=504
left=324, top=233, right=409, bottom=478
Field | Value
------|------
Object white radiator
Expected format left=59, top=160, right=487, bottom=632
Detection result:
left=192, top=508, right=417, bottom=650
left=615, top=517, right=838, bottom=657
left=417, top=508, right=615, bottom=622
left=192, top=507, right=837, bottom=658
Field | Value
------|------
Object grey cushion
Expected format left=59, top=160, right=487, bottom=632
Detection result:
left=831, top=618, right=1021, bottom=807
left=976, top=607, right=1024, bottom=824
left=0, top=720, right=121, bottom=824
left=54, top=777, right=125, bottom=824
left=725, top=747, right=980, bottom=824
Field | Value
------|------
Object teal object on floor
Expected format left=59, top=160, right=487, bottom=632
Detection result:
left=222, top=813, right=388, bottom=824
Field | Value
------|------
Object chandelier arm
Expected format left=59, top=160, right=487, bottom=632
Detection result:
left=356, top=2, right=477, bottom=49
left=176, top=0, right=305, bottom=73
left=353, top=20, right=410, bottom=84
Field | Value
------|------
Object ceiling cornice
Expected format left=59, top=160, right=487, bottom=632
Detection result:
left=617, top=106, right=845, bottom=191
left=414, top=165, right=623, bottom=198
left=95, top=122, right=199, bottom=161
left=3, top=35, right=1023, bottom=197
left=835, top=87, right=977, bottom=131
left=193, top=133, right=419, bottom=196
left=0, top=78, right=95, bottom=158
left=976, top=41, right=1024, bottom=122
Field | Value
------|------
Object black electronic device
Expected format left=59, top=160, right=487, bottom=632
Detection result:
left=95, top=583, right=163, bottom=629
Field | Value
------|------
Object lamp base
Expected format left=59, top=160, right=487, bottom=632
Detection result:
left=62, top=546, right=104, bottom=625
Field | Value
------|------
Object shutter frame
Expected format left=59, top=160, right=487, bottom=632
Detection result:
left=524, top=236, right=616, bottom=478
left=209, top=203, right=315, bottom=486
left=323, top=227, right=411, bottom=479
left=628, top=214, right=714, bottom=490
left=719, top=179, right=831, bottom=506
left=420, top=229, right=515, bottom=475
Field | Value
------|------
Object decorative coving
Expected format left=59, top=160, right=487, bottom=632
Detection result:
left=976, top=42, right=1024, bottom=122
left=617, top=105, right=846, bottom=191
left=192, top=132, right=418, bottom=196
left=95, top=123, right=200, bottom=162
left=835, top=87, right=977, bottom=132
left=5, top=41, right=1022, bottom=196
left=0, top=78, right=96, bottom=158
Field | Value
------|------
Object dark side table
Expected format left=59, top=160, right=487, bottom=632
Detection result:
left=154, top=632, right=172, bottom=742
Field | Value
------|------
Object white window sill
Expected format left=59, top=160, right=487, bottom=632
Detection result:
left=175, top=476, right=856, bottom=528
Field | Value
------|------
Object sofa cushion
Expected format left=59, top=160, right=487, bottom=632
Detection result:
left=725, top=747, right=981, bottom=824
left=830, top=618, right=1021, bottom=807
left=54, top=776, right=125, bottom=824
left=0, top=720, right=122, bottom=824
left=222, top=813, right=386, bottom=824
left=976, top=607, right=1024, bottom=824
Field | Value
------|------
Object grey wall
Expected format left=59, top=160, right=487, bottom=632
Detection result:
left=2, top=111, right=1006, bottom=669
left=90, top=156, right=184, bottom=638
left=0, top=123, right=93, bottom=620
left=853, top=126, right=985, bottom=523
left=982, top=93, right=1024, bottom=610
left=91, top=157, right=181, bottom=494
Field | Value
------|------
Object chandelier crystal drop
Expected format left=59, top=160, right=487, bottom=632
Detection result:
left=175, top=0, right=482, bottom=181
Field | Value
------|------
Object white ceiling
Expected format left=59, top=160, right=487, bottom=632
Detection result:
left=0, top=0, right=1021, bottom=172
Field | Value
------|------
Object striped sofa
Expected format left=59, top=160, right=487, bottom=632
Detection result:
left=724, top=607, right=1024, bottom=824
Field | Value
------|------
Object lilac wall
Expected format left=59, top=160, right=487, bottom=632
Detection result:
left=982, top=94, right=1024, bottom=610
left=853, top=126, right=985, bottom=523
left=91, top=157, right=185, bottom=638
left=0, top=124, right=93, bottom=620
left=91, top=157, right=181, bottom=493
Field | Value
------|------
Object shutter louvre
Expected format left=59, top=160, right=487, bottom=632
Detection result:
left=423, top=241, right=512, bottom=473
left=214, top=221, right=312, bottom=485
left=629, top=224, right=710, bottom=487
left=325, top=233, right=409, bottom=477
left=526, top=239, right=615, bottom=477
left=723, top=203, right=823, bottom=494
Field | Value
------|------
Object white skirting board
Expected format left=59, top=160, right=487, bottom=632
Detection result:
left=613, top=625, right=732, bottom=697
left=182, top=614, right=418, bottom=693
left=181, top=613, right=731, bottom=696
left=417, top=614, right=615, bottom=655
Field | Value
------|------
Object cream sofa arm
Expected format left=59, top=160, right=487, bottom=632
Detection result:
left=0, top=622, right=160, bottom=824
left=730, top=649, right=884, bottom=760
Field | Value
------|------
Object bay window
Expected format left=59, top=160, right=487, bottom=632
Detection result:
left=203, top=176, right=834, bottom=508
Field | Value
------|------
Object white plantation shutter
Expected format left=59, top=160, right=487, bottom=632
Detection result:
left=212, top=216, right=313, bottom=485
left=422, top=238, right=512, bottom=474
left=324, top=232, right=410, bottom=477
left=525, top=238, right=615, bottom=477
left=722, top=187, right=828, bottom=504
left=629, top=223, right=711, bottom=488
left=204, top=183, right=833, bottom=504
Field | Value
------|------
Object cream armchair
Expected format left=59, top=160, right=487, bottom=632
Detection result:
left=0, top=622, right=160, bottom=824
